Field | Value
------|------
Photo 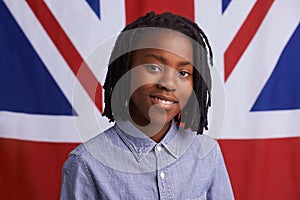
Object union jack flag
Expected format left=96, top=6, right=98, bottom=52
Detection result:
left=0, top=0, right=299, bottom=199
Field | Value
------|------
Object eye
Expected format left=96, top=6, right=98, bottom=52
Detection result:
left=178, top=71, right=191, bottom=77
left=144, top=64, right=162, bottom=72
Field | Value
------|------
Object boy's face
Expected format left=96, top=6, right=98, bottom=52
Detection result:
left=129, top=31, right=194, bottom=127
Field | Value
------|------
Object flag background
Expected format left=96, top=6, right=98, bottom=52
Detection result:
left=1, top=0, right=299, bottom=199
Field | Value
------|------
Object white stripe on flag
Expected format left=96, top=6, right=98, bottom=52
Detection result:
left=44, top=0, right=126, bottom=75
left=196, top=0, right=300, bottom=139
left=4, top=0, right=114, bottom=142
left=223, top=0, right=300, bottom=139
left=0, top=111, right=80, bottom=142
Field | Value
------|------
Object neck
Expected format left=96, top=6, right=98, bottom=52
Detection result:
left=149, top=122, right=171, bottom=142
left=130, top=119, right=171, bottom=143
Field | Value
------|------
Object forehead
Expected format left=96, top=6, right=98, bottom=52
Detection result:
left=132, top=30, right=193, bottom=63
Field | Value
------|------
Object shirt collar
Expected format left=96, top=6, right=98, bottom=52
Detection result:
left=114, top=120, right=179, bottom=162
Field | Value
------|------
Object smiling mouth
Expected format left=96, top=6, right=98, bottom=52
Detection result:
left=149, top=95, right=178, bottom=105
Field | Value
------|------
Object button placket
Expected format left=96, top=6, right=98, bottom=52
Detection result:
left=156, top=145, right=162, bottom=152
left=155, top=144, right=174, bottom=199
left=160, top=171, right=165, bottom=179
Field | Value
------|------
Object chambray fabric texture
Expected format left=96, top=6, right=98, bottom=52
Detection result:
left=60, top=121, right=234, bottom=200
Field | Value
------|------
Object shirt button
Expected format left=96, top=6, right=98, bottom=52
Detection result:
left=156, top=146, right=162, bottom=152
left=160, top=171, right=165, bottom=179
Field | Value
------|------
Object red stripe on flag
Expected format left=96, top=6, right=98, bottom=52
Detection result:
left=125, top=0, right=194, bottom=25
left=224, top=0, right=274, bottom=81
left=26, top=0, right=103, bottom=113
left=219, top=137, right=300, bottom=200
left=0, top=138, right=79, bottom=200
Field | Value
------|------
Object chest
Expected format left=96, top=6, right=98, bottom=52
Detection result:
left=91, top=153, right=214, bottom=200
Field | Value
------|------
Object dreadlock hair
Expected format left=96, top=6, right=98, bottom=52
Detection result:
left=102, top=12, right=213, bottom=134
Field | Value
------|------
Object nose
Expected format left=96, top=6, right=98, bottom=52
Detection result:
left=157, top=68, right=177, bottom=92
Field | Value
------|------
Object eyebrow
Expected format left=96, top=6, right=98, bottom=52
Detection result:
left=144, top=54, right=192, bottom=67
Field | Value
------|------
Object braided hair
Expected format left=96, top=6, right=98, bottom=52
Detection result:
left=102, top=12, right=213, bottom=134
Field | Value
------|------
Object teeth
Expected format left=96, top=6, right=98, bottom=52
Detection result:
left=154, top=97, right=174, bottom=105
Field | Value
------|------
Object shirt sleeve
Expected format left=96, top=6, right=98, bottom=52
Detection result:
left=207, top=143, right=235, bottom=200
left=60, top=154, right=99, bottom=200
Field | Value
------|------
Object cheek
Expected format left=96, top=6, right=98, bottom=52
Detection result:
left=177, top=81, right=194, bottom=108
left=130, top=87, right=145, bottom=104
left=183, top=89, right=193, bottom=105
left=181, top=77, right=193, bottom=92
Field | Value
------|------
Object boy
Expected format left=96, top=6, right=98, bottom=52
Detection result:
left=61, top=12, right=234, bottom=200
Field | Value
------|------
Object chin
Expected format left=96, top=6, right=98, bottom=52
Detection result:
left=148, top=114, right=174, bottom=126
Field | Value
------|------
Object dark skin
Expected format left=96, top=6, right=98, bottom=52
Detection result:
left=129, top=31, right=194, bottom=142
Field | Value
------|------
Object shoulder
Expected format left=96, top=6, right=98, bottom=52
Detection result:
left=174, top=128, right=220, bottom=159
left=194, top=133, right=218, bottom=145
left=188, top=130, right=220, bottom=160
left=67, top=126, right=115, bottom=161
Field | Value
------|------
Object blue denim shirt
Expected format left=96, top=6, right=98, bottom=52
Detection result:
left=61, top=121, right=234, bottom=200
